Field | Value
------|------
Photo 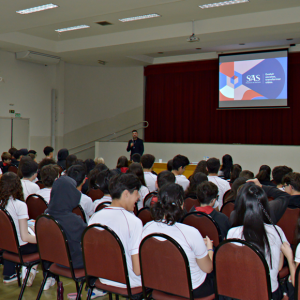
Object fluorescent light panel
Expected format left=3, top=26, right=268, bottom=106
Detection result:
left=119, top=13, right=161, bottom=22
left=16, top=4, right=58, bottom=14
left=199, top=0, right=249, bottom=9
left=55, top=25, right=90, bottom=32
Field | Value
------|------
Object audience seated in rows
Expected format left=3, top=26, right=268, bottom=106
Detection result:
left=141, top=154, right=157, bottom=192
left=256, top=165, right=276, bottom=187
left=229, top=163, right=242, bottom=184
left=192, top=160, right=208, bottom=176
left=239, top=169, right=254, bottom=179
left=272, top=165, right=293, bottom=190
left=21, top=160, right=40, bottom=199
left=56, top=148, right=69, bottom=171
left=114, top=156, right=129, bottom=174
left=185, top=172, right=208, bottom=199
left=172, top=154, right=190, bottom=191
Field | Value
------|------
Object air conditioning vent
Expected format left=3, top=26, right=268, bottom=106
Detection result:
left=15, top=51, right=61, bottom=65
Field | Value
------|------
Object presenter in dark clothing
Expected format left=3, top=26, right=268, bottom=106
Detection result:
left=126, top=130, right=144, bottom=160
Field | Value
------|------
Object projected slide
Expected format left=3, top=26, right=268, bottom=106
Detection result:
left=219, top=50, right=288, bottom=108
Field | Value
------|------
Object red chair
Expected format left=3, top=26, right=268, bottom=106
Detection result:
left=72, top=204, right=87, bottom=223
left=184, top=197, right=200, bottom=213
left=87, top=188, right=104, bottom=202
left=139, top=233, right=214, bottom=300
left=223, top=189, right=231, bottom=203
left=214, top=239, right=272, bottom=300
left=82, top=224, right=144, bottom=300
left=137, top=208, right=153, bottom=226
left=0, top=209, right=40, bottom=300
left=294, top=263, right=300, bottom=300
left=26, top=194, right=48, bottom=220
left=95, top=201, right=111, bottom=212
left=35, top=180, right=45, bottom=189
left=143, top=192, right=158, bottom=207
left=8, top=165, right=18, bottom=174
left=220, top=200, right=235, bottom=219
left=35, top=214, right=85, bottom=300
left=182, top=212, right=222, bottom=246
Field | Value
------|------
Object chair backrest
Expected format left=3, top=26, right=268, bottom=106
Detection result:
left=139, top=233, right=193, bottom=299
left=26, top=194, right=48, bottom=220
left=184, top=198, right=200, bottom=213
left=95, top=201, right=111, bottom=212
left=0, top=209, right=22, bottom=263
left=8, top=165, right=18, bottom=174
left=295, top=263, right=300, bottom=300
left=220, top=200, right=235, bottom=219
left=214, top=239, right=272, bottom=300
left=137, top=208, right=153, bottom=226
left=182, top=212, right=222, bottom=246
left=87, top=188, right=104, bottom=202
left=223, top=189, right=231, bottom=203
left=276, top=208, right=300, bottom=244
left=36, top=214, right=73, bottom=271
left=143, top=192, right=158, bottom=207
left=72, top=205, right=87, bottom=223
left=36, top=180, right=45, bottom=189
left=82, top=225, right=132, bottom=296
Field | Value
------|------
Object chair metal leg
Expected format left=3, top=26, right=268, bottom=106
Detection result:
left=75, top=281, right=85, bottom=300
left=75, top=281, right=80, bottom=293
left=16, top=264, right=21, bottom=287
left=109, top=293, right=113, bottom=300
left=86, top=287, right=93, bottom=300
left=36, top=271, right=49, bottom=300
left=18, top=265, right=32, bottom=300
left=115, top=295, right=119, bottom=300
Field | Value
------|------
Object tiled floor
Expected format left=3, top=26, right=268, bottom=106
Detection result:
left=0, top=265, right=121, bottom=300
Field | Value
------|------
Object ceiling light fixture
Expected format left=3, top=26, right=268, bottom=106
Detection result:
left=199, top=0, right=249, bottom=9
left=16, top=4, right=58, bottom=14
left=55, top=25, right=90, bottom=33
left=119, top=14, right=161, bottom=22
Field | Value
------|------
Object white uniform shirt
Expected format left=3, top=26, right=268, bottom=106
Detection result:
left=207, top=176, right=230, bottom=209
left=175, top=175, right=190, bottom=191
left=36, top=188, right=51, bottom=204
left=142, top=221, right=208, bottom=289
left=137, top=185, right=150, bottom=211
left=88, top=207, right=143, bottom=288
left=80, top=193, right=94, bottom=223
left=6, top=197, right=29, bottom=246
left=93, top=195, right=112, bottom=211
left=144, top=172, right=157, bottom=193
left=227, top=224, right=287, bottom=292
left=295, top=244, right=300, bottom=263
left=21, top=179, right=40, bottom=200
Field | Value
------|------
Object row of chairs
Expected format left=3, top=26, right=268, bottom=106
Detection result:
left=2, top=208, right=300, bottom=300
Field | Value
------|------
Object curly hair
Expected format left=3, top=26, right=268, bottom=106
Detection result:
left=0, top=172, right=24, bottom=208
left=151, top=183, right=184, bottom=225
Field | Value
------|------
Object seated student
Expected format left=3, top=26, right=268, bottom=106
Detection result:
left=225, top=177, right=247, bottom=203
left=229, top=164, right=242, bottom=185
left=37, top=158, right=56, bottom=180
left=114, top=156, right=129, bottom=174
left=191, top=181, right=230, bottom=239
left=0, top=172, right=38, bottom=285
left=272, top=166, right=293, bottom=191
left=192, top=160, right=208, bottom=176
left=43, top=146, right=54, bottom=159
left=185, top=172, right=208, bottom=199
left=18, top=156, right=33, bottom=179
left=207, top=157, right=230, bottom=210
left=9, top=147, right=17, bottom=161
left=141, top=154, right=157, bottom=192
left=88, top=163, right=109, bottom=190
left=218, top=154, right=233, bottom=180
left=127, top=163, right=149, bottom=210
left=57, top=148, right=69, bottom=171
left=88, top=173, right=143, bottom=297
left=167, top=159, right=173, bottom=172
left=256, top=165, right=276, bottom=187
left=0, top=152, right=11, bottom=174
left=172, top=154, right=190, bottom=191
left=131, top=153, right=141, bottom=163
left=66, top=165, right=94, bottom=222
left=93, top=169, right=117, bottom=211
left=63, top=154, right=78, bottom=175
left=11, top=149, right=22, bottom=168
left=28, top=150, right=37, bottom=160
left=142, top=183, right=214, bottom=298
left=21, top=160, right=40, bottom=200
left=81, top=159, right=96, bottom=195
left=36, top=165, right=59, bottom=203
left=239, top=170, right=254, bottom=180
left=228, top=182, right=289, bottom=300
left=94, top=157, right=105, bottom=165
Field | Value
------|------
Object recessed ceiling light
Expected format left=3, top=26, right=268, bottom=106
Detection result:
left=195, top=48, right=202, bottom=50
left=157, top=52, right=164, bottom=54
left=55, top=25, right=90, bottom=33
left=199, top=0, right=249, bottom=9
left=16, top=4, right=58, bottom=14
left=119, top=14, right=161, bottom=22
left=286, top=38, right=293, bottom=41
left=239, top=43, right=245, bottom=45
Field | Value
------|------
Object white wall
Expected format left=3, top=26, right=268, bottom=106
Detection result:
left=96, top=141, right=300, bottom=173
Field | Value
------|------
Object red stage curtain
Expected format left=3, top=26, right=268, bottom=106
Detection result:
left=144, top=53, right=300, bottom=145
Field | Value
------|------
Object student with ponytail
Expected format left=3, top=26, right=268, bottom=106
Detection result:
left=228, top=181, right=291, bottom=300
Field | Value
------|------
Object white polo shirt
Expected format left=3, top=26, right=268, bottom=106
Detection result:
left=137, top=185, right=150, bottom=211
left=80, top=193, right=94, bottom=222
left=93, top=195, right=112, bottom=211
left=175, top=175, right=190, bottom=191
left=21, top=179, right=40, bottom=200
left=144, top=172, right=157, bottom=193
left=36, top=188, right=51, bottom=204
left=227, top=224, right=287, bottom=292
left=207, top=176, right=230, bottom=209
left=88, top=207, right=143, bottom=288
left=142, top=221, right=208, bottom=289
left=6, top=197, right=29, bottom=246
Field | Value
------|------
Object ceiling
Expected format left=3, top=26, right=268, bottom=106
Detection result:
left=0, top=0, right=300, bottom=66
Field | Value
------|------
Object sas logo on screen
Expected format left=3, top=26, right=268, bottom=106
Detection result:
left=246, top=75, right=261, bottom=82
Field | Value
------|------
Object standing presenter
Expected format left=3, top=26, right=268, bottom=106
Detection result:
left=126, top=130, right=144, bottom=160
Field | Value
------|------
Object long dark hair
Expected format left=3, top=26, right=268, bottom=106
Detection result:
left=186, top=172, right=208, bottom=197
left=256, top=165, right=271, bottom=182
left=230, top=164, right=242, bottom=184
left=226, top=177, right=247, bottom=202
left=116, top=156, right=128, bottom=169
left=232, top=183, right=273, bottom=265
left=127, top=162, right=147, bottom=186
left=193, top=160, right=208, bottom=175
left=220, top=154, right=233, bottom=180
